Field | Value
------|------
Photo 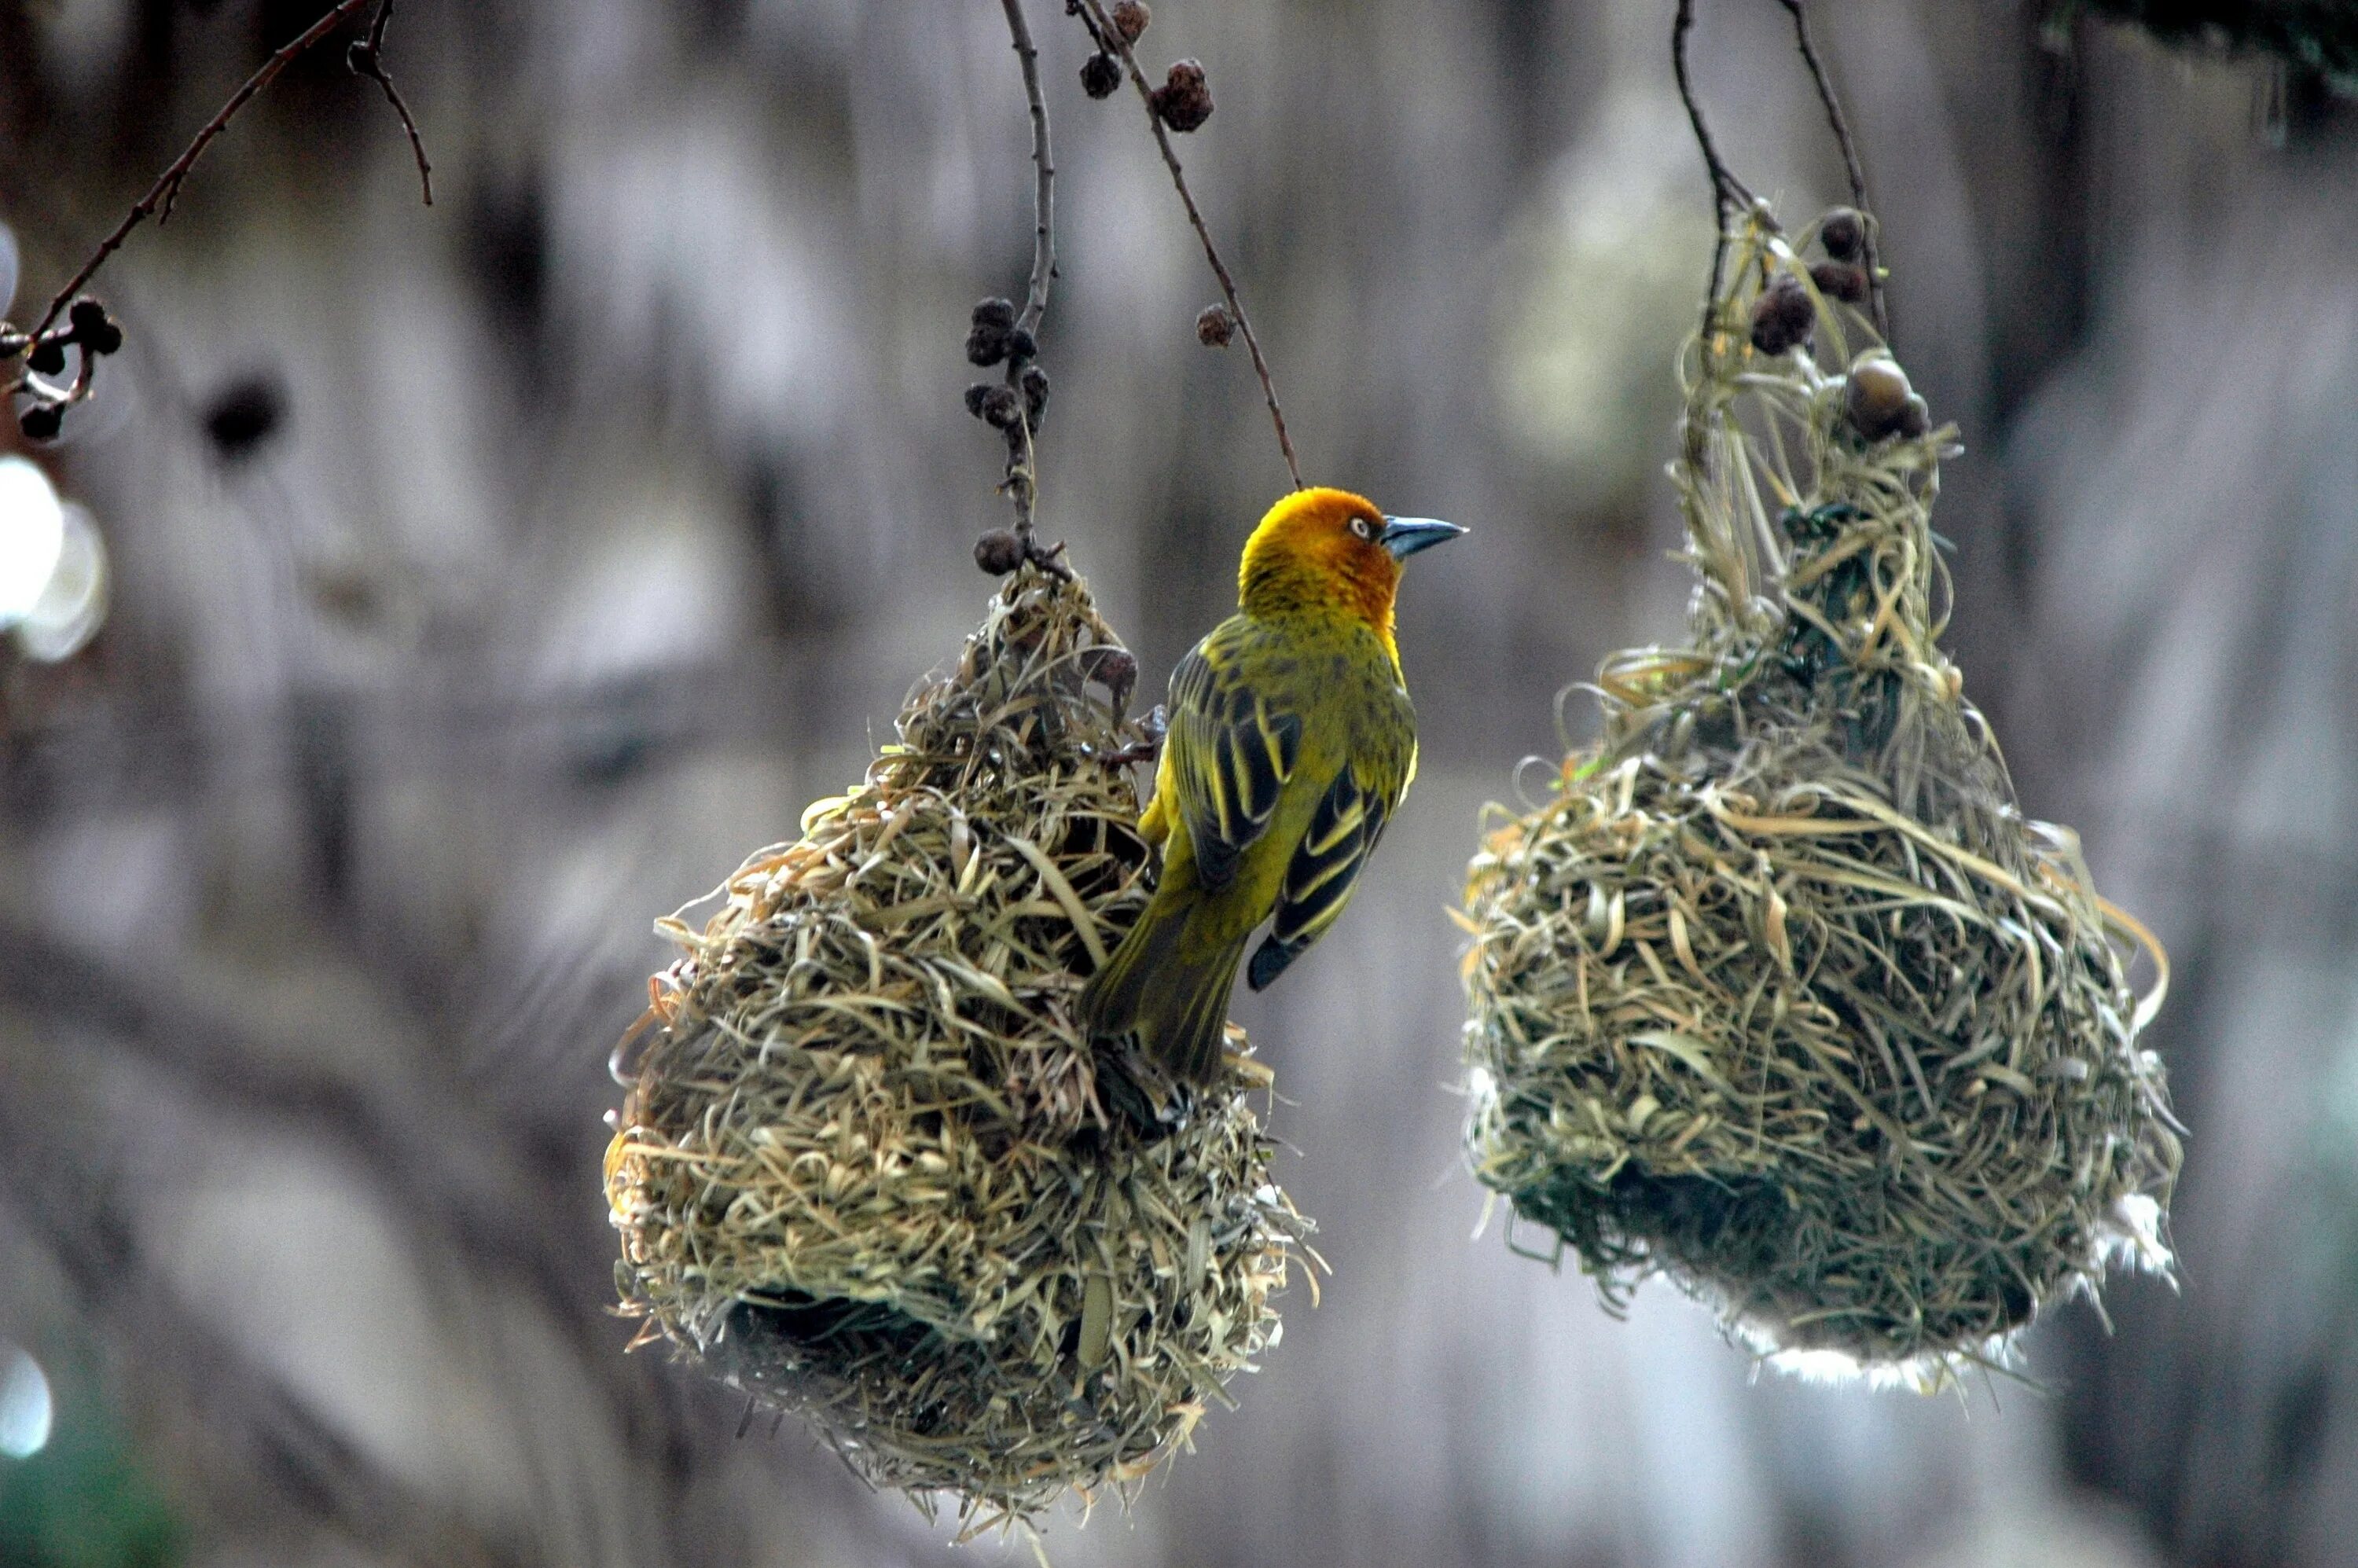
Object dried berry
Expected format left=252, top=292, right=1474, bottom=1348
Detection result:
left=971, top=297, right=1017, bottom=329
left=1195, top=303, right=1235, bottom=347
left=1749, top=275, right=1815, bottom=356
left=1896, top=394, right=1931, bottom=441
left=18, top=402, right=62, bottom=440
left=1820, top=207, right=1865, bottom=263
left=977, top=384, right=1023, bottom=431
left=1149, top=60, right=1213, bottom=133
left=974, top=528, right=1026, bottom=575
left=1111, top=1, right=1151, bottom=42
left=26, top=339, right=65, bottom=376
left=1019, top=362, right=1050, bottom=423
left=1080, top=50, right=1122, bottom=98
left=967, top=322, right=1010, bottom=366
left=1005, top=326, right=1038, bottom=363
left=1844, top=356, right=1915, bottom=442
left=1810, top=261, right=1869, bottom=304
left=964, top=381, right=997, bottom=419
left=68, top=298, right=123, bottom=355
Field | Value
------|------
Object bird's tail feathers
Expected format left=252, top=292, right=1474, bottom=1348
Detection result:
left=1079, top=903, right=1246, bottom=1087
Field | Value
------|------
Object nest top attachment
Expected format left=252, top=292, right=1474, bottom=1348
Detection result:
left=607, top=567, right=1311, bottom=1522
left=1460, top=210, right=2180, bottom=1389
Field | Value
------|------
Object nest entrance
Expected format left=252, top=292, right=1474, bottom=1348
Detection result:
left=605, top=567, right=1309, bottom=1520
left=1461, top=212, right=2180, bottom=1385
left=736, top=1294, right=938, bottom=1359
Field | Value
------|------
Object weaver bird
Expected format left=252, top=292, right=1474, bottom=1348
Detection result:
left=1081, top=487, right=1464, bottom=1086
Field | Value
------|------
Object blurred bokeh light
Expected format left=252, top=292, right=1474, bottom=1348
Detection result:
left=0, top=1346, right=53, bottom=1462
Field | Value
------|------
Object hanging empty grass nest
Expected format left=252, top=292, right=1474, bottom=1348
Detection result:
left=604, top=565, right=1310, bottom=1520
left=1460, top=211, right=2181, bottom=1385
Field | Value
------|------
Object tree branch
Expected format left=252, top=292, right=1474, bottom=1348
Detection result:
left=26, top=0, right=429, bottom=342
left=1003, top=0, right=1053, bottom=337
left=1073, top=0, right=1304, bottom=491
left=986, top=0, right=1067, bottom=573
left=1673, top=0, right=1758, bottom=340
left=348, top=0, right=435, bottom=207
left=1776, top=0, right=1888, bottom=340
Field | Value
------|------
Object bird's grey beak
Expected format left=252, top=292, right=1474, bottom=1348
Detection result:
left=1378, top=516, right=1466, bottom=560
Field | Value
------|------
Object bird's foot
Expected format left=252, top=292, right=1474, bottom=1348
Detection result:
left=1096, top=704, right=1167, bottom=768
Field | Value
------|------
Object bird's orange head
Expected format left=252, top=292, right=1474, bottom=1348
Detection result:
left=1236, top=487, right=1464, bottom=648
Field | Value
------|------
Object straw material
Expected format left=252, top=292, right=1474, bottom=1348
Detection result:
left=1460, top=211, right=2180, bottom=1385
left=604, top=566, right=1309, bottom=1519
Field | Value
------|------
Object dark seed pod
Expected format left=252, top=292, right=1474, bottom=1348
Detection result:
left=1080, top=50, right=1122, bottom=98
left=978, top=384, right=1023, bottom=431
left=1196, top=303, right=1235, bottom=347
left=1820, top=207, right=1865, bottom=263
left=1896, top=394, right=1931, bottom=441
left=1749, top=276, right=1816, bottom=357
left=1810, top=261, right=1868, bottom=304
left=1149, top=61, right=1213, bottom=133
left=967, top=322, right=1011, bottom=367
left=964, top=382, right=997, bottom=420
left=971, top=297, right=1018, bottom=329
left=18, top=402, right=63, bottom=440
left=1019, top=362, right=1050, bottom=423
left=1111, top=1, right=1151, bottom=43
left=974, top=528, right=1026, bottom=575
left=26, top=340, right=65, bottom=376
left=1005, top=327, right=1038, bottom=363
left=1844, top=356, right=1915, bottom=442
left=68, top=298, right=123, bottom=356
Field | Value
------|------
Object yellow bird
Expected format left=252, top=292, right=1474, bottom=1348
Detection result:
left=1081, top=487, right=1464, bottom=1085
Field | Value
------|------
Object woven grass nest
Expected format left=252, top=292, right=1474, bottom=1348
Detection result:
left=1460, top=211, right=2182, bottom=1385
left=604, top=565, right=1309, bottom=1520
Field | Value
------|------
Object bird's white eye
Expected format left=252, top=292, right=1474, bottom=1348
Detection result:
left=1350, top=516, right=1374, bottom=540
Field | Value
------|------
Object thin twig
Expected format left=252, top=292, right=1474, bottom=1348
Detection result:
left=28, top=0, right=427, bottom=340
left=992, top=0, right=1067, bottom=573
left=1074, top=0, right=1304, bottom=491
left=1002, top=0, right=1054, bottom=337
left=1776, top=0, right=1887, bottom=340
left=1673, top=0, right=1757, bottom=340
left=348, top=0, right=435, bottom=207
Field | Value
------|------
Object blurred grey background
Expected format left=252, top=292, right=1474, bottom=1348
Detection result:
left=2, top=2, right=2356, bottom=1564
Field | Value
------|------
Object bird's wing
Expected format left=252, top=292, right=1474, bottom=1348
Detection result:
left=1245, top=685, right=1416, bottom=992
left=1245, top=764, right=1384, bottom=991
left=1162, top=633, right=1303, bottom=890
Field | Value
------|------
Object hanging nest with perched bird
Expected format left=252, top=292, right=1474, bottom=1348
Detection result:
left=1458, top=208, right=2181, bottom=1385
left=604, top=566, right=1311, bottom=1520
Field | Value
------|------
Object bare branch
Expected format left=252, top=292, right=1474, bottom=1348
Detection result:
left=1673, top=0, right=1758, bottom=339
left=349, top=0, right=436, bottom=207
left=28, top=0, right=429, bottom=340
left=987, top=0, right=1067, bottom=573
left=1002, top=0, right=1053, bottom=336
left=1074, top=0, right=1305, bottom=492
left=1675, top=0, right=1891, bottom=346
left=1776, top=0, right=1888, bottom=339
